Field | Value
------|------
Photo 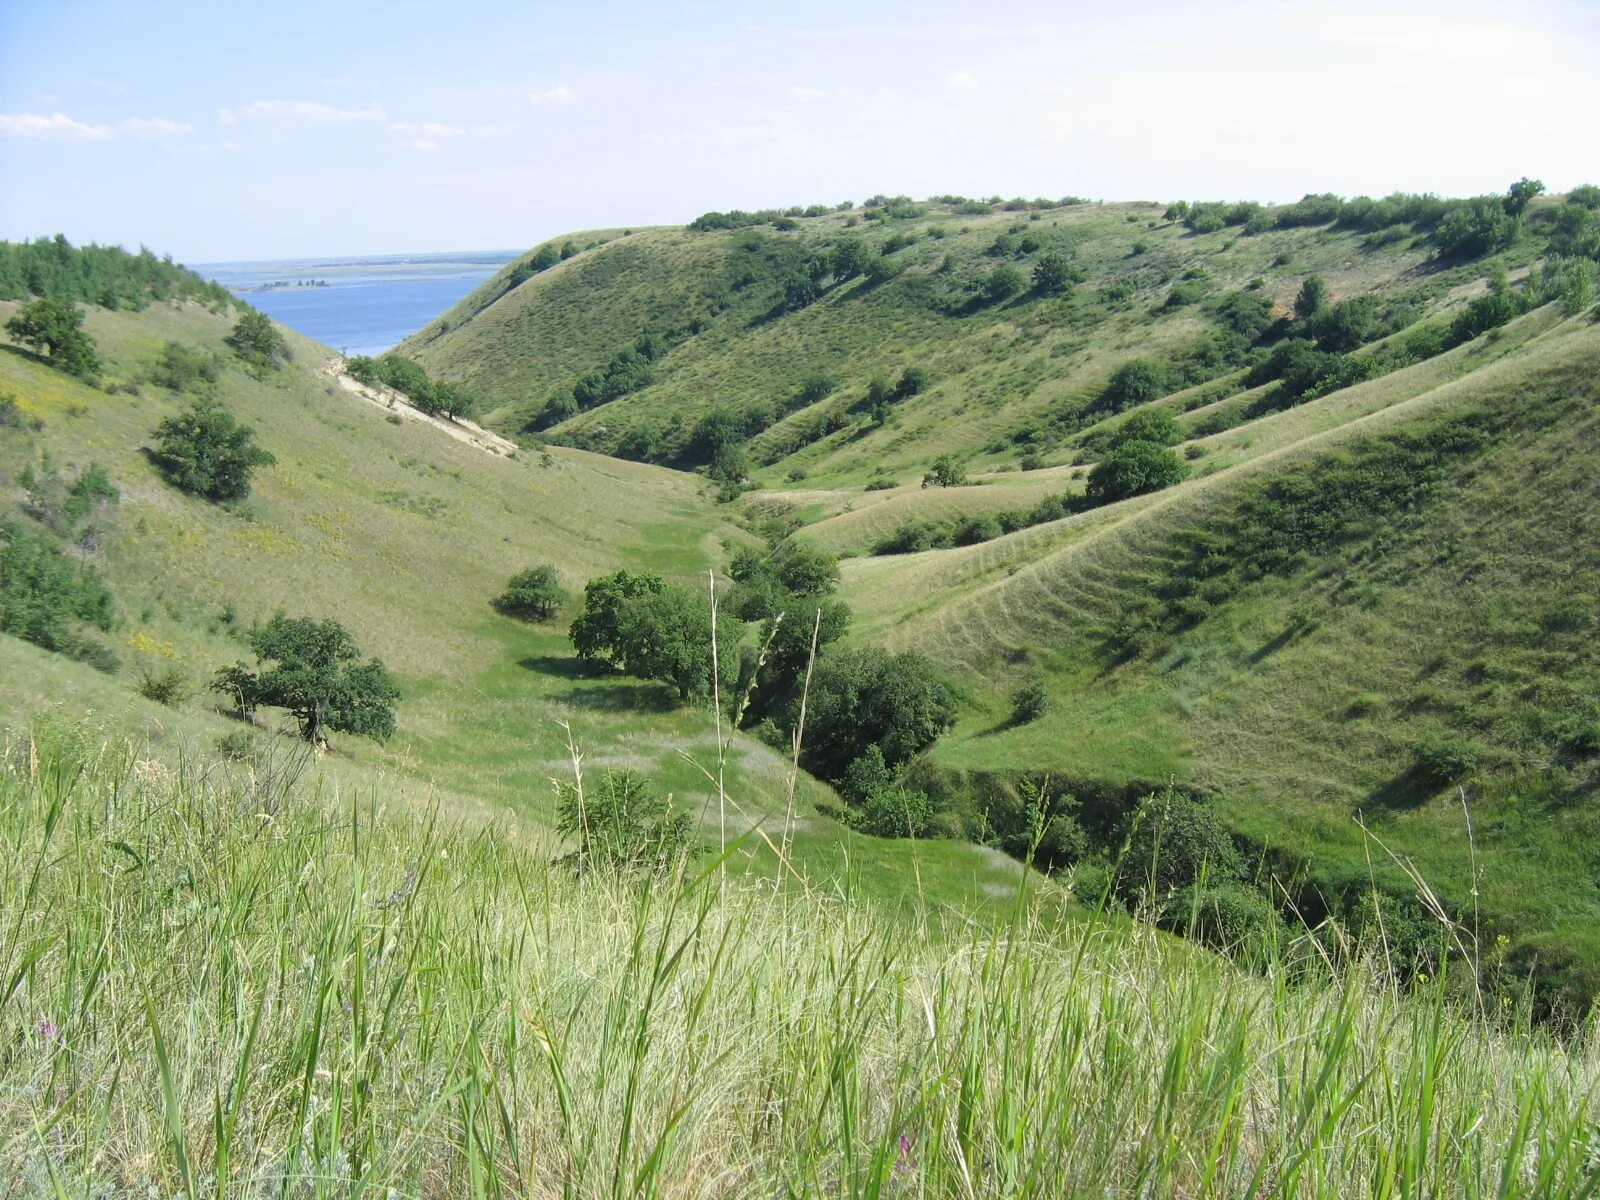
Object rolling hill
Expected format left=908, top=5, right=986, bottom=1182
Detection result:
left=408, top=187, right=1600, bottom=1014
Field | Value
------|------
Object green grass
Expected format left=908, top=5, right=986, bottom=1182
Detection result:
left=409, top=197, right=1551, bottom=489
left=3, top=730, right=1597, bottom=1196
left=0, top=299, right=1034, bottom=917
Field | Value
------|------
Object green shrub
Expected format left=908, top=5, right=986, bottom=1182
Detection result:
left=496, top=565, right=567, bottom=621
left=795, top=647, right=956, bottom=782
left=1086, top=440, right=1187, bottom=503
left=1169, top=882, right=1279, bottom=954
left=136, top=665, right=187, bottom=706
left=1009, top=677, right=1049, bottom=724
left=1414, top=735, right=1485, bottom=787
left=555, top=769, right=694, bottom=876
left=150, top=341, right=220, bottom=394
left=851, top=785, right=935, bottom=839
left=1098, top=360, right=1166, bottom=413
left=0, top=519, right=115, bottom=654
left=151, top=399, right=275, bottom=502
left=214, top=729, right=257, bottom=761
left=1123, top=787, right=1245, bottom=898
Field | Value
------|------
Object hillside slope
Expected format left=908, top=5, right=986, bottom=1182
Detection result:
left=0, top=297, right=1030, bottom=912
left=410, top=188, right=1600, bottom=1010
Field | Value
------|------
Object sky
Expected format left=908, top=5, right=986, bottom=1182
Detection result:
left=2, top=0, right=1596, bottom=263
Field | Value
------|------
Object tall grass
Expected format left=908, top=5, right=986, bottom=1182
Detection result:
left=1, top=730, right=1596, bottom=1197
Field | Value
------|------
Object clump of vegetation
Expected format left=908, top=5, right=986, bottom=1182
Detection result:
left=1009, top=676, right=1049, bottom=725
left=495, top=564, right=567, bottom=621
left=1097, top=359, right=1167, bottom=414
left=1086, top=437, right=1187, bottom=503
left=921, top=454, right=968, bottom=488
left=1414, top=734, right=1485, bottom=788
left=149, top=341, right=220, bottom=394
left=7, top=737, right=1595, bottom=1194
left=569, top=570, right=739, bottom=703
left=213, top=615, right=399, bottom=746
left=0, top=234, right=233, bottom=309
left=0, top=519, right=115, bottom=659
left=151, top=399, right=276, bottom=502
left=346, top=352, right=475, bottom=419
left=555, top=768, right=694, bottom=875
left=4, top=297, right=100, bottom=378
left=225, top=309, right=291, bottom=370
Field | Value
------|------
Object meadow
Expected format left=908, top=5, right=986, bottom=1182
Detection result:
left=3, top=729, right=1597, bottom=1197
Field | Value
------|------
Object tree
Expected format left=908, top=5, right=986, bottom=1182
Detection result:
left=979, top=266, right=1024, bottom=303
left=1086, top=439, right=1187, bottom=503
left=214, top=615, right=399, bottom=746
left=774, top=542, right=841, bottom=596
left=225, top=309, right=290, bottom=369
left=4, top=298, right=99, bottom=377
left=151, top=399, right=275, bottom=502
left=555, top=769, right=694, bottom=876
left=570, top=570, right=668, bottom=660
left=690, top=407, right=749, bottom=481
left=560, top=240, right=579, bottom=260
left=1122, top=787, right=1244, bottom=897
left=570, top=570, right=739, bottom=703
left=1032, top=251, right=1072, bottom=295
left=1111, top=409, right=1181, bottom=448
left=795, top=646, right=956, bottom=781
left=1099, top=359, right=1166, bottom=412
left=1435, top=198, right=1519, bottom=259
left=0, top=519, right=114, bottom=653
left=531, top=244, right=561, bottom=271
left=830, top=239, right=869, bottom=280
left=1293, top=275, right=1328, bottom=321
left=922, top=455, right=968, bottom=488
left=783, top=273, right=819, bottom=311
left=1504, top=177, right=1545, bottom=216
left=496, top=564, right=567, bottom=621
left=895, top=366, right=930, bottom=398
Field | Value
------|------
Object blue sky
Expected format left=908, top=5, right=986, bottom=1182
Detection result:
left=2, top=0, right=1596, bottom=262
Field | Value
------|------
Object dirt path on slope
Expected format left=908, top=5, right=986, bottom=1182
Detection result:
left=318, top=358, right=521, bottom=457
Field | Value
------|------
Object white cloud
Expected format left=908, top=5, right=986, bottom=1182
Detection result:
left=0, top=111, right=115, bottom=141
left=387, top=120, right=510, bottom=152
left=947, top=71, right=979, bottom=91
left=219, top=99, right=385, bottom=126
left=528, top=86, right=576, bottom=105
left=788, top=84, right=850, bottom=103
left=121, top=117, right=193, bottom=138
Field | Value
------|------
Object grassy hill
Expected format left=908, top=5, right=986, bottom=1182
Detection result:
left=407, top=187, right=1600, bottom=1014
left=0, top=294, right=1029, bottom=914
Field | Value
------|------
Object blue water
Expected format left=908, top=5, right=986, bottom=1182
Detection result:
left=197, top=251, right=520, bottom=357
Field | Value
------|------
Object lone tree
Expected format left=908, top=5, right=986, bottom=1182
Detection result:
left=555, top=769, right=695, bottom=876
left=922, top=454, right=968, bottom=488
left=1032, top=251, right=1072, bottom=295
left=569, top=569, right=740, bottom=703
left=214, top=615, right=399, bottom=746
left=1086, top=439, right=1187, bottom=503
left=1098, top=359, right=1166, bottom=413
left=496, top=564, right=567, bottom=620
left=4, top=298, right=99, bottom=377
left=151, top=399, right=275, bottom=502
left=1294, top=275, right=1329, bottom=321
left=226, top=309, right=290, bottom=369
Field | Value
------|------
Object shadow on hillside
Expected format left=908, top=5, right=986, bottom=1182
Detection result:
left=0, top=344, right=53, bottom=370
left=551, top=681, right=682, bottom=714
left=1363, top=765, right=1433, bottom=811
left=517, top=654, right=595, bottom=679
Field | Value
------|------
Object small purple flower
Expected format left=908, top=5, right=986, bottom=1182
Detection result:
left=895, top=1133, right=916, bottom=1173
left=34, top=1018, right=59, bottom=1042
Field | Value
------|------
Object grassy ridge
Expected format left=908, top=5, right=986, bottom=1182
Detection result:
left=2, top=731, right=1596, bottom=1196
